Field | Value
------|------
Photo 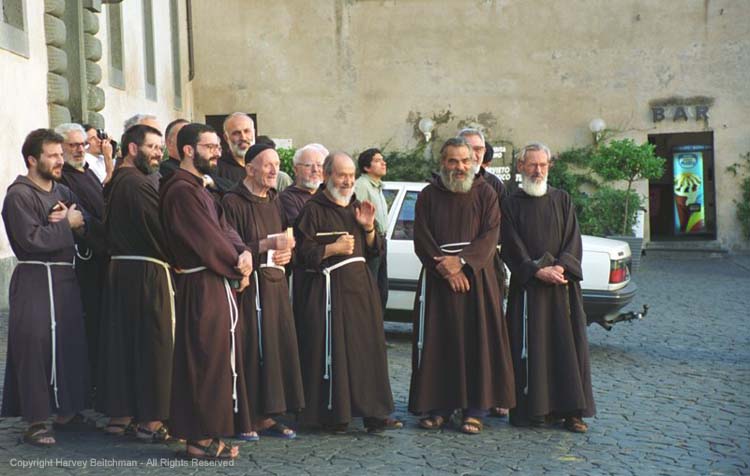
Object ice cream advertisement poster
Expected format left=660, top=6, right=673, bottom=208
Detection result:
left=673, top=151, right=705, bottom=234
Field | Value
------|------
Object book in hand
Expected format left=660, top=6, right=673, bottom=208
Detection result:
left=266, top=227, right=294, bottom=266
left=314, top=230, right=350, bottom=245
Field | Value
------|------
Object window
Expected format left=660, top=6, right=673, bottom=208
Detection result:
left=107, top=3, right=125, bottom=89
left=383, top=188, right=398, bottom=213
left=169, top=0, right=182, bottom=109
left=142, top=0, right=156, bottom=100
left=0, top=0, right=29, bottom=57
left=392, top=191, right=419, bottom=240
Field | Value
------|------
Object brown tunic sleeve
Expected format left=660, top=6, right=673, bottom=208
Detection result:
left=554, top=191, right=584, bottom=281
left=501, top=197, right=541, bottom=286
left=3, top=189, right=75, bottom=253
left=166, top=183, right=244, bottom=279
left=456, top=186, right=501, bottom=274
left=294, top=205, right=328, bottom=271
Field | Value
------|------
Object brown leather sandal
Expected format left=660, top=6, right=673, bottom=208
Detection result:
left=564, top=417, right=588, bottom=433
left=186, top=439, right=238, bottom=460
left=23, top=424, right=56, bottom=446
left=460, top=417, right=483, bottom=435
left=418, top=415, right=446, bottom=430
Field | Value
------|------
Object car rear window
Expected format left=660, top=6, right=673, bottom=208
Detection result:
left=392, top=191, right=419, bottom=240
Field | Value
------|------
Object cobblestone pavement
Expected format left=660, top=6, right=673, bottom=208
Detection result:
left=0, top=255, right=748, bottom=475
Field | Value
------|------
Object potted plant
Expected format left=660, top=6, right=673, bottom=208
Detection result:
left=591, top=139, right=665, bottom=271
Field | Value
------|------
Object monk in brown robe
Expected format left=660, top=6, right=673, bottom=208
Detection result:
left=294, top=152, right=399, bottom=433
left=1, top=129, right=89, bottom=446
left=458, top=128, right=510, bottom=419
left=280, top=143, right=327, bottom=329
left=161, top=123, right=254, bottom=460
left=408, top=137, right=515, bottom=435
left=96, top=125, right=173, bottom=441
left=223, top=143, right=305, bottom=440
left=56, top=123, right=108, bottom=400
left=501, top=142, right=595, bottom=433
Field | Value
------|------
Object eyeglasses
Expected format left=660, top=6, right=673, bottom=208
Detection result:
left=66, top=142, right=89, bottom=150
left=297, top=162, right=323, bottom=169
left=197, top=143, right=222, bottom=152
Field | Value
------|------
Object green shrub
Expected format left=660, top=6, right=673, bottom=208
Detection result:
left=726, top=152, right=750, bottom=240
left=591, top=139, right=665, bottom=235
left=277, top=147, right=296, bottom=178
left=381, top=145, right=437, bottom=182
left=578, top=186, right=642, bottom=237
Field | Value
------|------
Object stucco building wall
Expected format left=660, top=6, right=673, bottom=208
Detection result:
left=0, top=0, right=194, bottom=309
left=191, top=0, right=750, bottom=249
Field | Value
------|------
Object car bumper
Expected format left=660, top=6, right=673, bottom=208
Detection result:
left=581, top=281, right=638, bottom=322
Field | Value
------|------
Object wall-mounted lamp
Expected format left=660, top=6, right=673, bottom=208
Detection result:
left=418, top=118, right=435, bottom=142
left=589, top=118, right=606, bottom=145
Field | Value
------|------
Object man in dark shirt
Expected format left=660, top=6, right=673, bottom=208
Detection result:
left=159, top=118, right=189, bottom=184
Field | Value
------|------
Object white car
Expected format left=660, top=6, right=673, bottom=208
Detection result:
left=382, top=181, right=639, bottom=328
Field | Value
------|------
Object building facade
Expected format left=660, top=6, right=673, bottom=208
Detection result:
left=190, top=0, right=749, bottom=251
left=0, top=0, right=194, bottom=308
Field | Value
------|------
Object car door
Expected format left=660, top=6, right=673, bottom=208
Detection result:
left=385, top=184, right=424, bottom=310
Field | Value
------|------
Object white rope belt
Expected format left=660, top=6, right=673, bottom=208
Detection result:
left=74, top=244, right=92, bottom=261
left=16, top=260, right=75, bottom=408
left=417, top=242, right=470, bottom=369
left=522, top=290, right=529, bottom=395
left=111, top=255, right=176, bottom=341
left=321, top=256, right=366, bottom=410
left=174, top=266, right=240, bottom=413
left=253, top=263, right=286, bottom=366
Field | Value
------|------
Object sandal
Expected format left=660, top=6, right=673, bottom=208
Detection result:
left=235, top=431, right=259, bottom=442
left=563, top=417, right=588, bottom=433
left=103, top=421, right=135, bottom=436
left=460, top=417, right=483, bottom=435
left=136, top=424, right=170, bottom=442
left=418, top=415, right=446, bottom=430
left=364, top=417, right=403, bottom=433
left=23, top=423, right=56, bottom=447
left=186, top=439, right=238, bottom=460
left=259, top=422, right=296, bottom=439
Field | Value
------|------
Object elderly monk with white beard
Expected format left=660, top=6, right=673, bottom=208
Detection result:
left=293, top=152, right=399, bottom=433
left=501, top=142, right=595, bottom=433
left=408, top=137, right=515, bottom=435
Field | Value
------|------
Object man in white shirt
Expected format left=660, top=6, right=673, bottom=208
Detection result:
left=83, top=124, right=113, bottom=184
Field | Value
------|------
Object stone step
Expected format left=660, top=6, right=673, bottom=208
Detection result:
left=644, top=240, right=729, bottom=258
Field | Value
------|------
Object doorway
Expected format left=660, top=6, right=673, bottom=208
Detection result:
left=647, top=132, right=716, bottom=240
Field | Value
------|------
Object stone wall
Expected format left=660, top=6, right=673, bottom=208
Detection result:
left=191, top=0, right=750, bottom=248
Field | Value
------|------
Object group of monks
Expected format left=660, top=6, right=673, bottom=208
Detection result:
left=1, top=112, right=595, bottom=460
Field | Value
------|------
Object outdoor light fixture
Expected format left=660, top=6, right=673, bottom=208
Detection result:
left=589, top=118, right=607, bottom=145
left=418, top=118, right=435, bottom=142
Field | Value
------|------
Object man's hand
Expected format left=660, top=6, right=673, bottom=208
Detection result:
left=333, top=233, right=355, bottom=256
left=66, top=204, right=84, bottom=230
left=272, top=248, right=293, bottom=266
left=535, top=266, right=568, bottom=285
left=48, top=201, right=68, bottom=223
left=235, top=250, right=253, bottom=276
left=354, top=200, right=376, bottom=231
left=237, top=275, right=250, bottom=293
left=434, top=255, right=463, bottom=278
left=272, top=232, right=295, bottom=251
left=446, top=271, right=471, bottom=293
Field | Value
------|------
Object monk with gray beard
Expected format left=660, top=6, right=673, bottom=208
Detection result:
left=501, top=142, right=595, bottom=433
left=293, top=152, right=398, bottom=433
left=409, top=137, right=515, bottom=435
